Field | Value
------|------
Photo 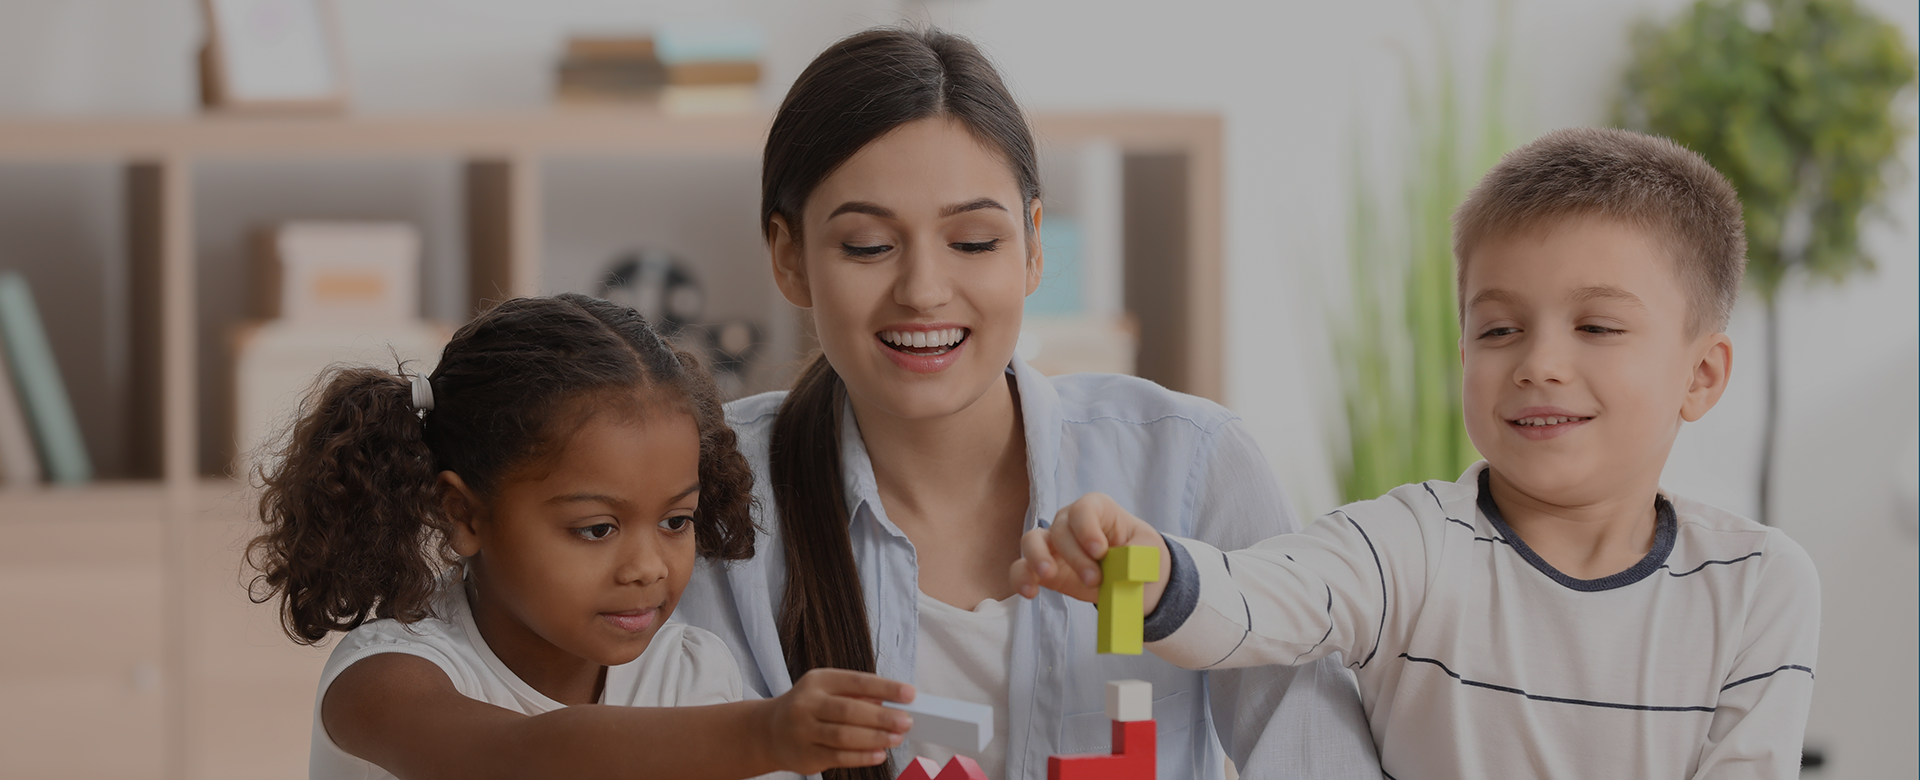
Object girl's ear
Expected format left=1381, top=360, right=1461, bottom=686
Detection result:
left=1025, top=198, right=1046, bottom=296
left=439, top=471, right=485, bottom=558
left=768, top=214, right=813, bottom=308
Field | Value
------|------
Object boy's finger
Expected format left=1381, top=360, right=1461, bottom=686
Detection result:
left=1050, top=500, right=1111, bottom=586
left=1018, top=528, right=1059, bottom=581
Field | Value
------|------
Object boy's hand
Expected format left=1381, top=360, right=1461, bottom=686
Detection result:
left=761, top=668, right=914, bottom=774
left=1010, top=493, right=1174, bottom=614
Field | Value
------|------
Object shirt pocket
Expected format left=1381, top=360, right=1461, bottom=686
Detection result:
left=1058, top=687, right=1197, bottom=754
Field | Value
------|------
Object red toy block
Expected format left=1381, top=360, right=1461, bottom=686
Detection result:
left=896, top=755, right=989, bottom=780
left=1046, top=719, right=1155, bottom=780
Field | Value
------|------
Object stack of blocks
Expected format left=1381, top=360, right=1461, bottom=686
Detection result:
left=893, top=545, right=1161, bottom=780
left=1046, top=680, right=1156, bottom=780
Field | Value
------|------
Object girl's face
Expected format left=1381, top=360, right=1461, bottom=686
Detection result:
left=771, top=117, right=1042, bottom=422
left=448, top=404, right=702, bottom=671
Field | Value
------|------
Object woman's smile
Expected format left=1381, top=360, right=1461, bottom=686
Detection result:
left=876, top=324, right=972, bottom=373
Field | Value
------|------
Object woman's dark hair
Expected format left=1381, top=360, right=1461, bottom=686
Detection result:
left=246, top=293, right=756, bottom=645
left=764, top=28, right=1039, bottom=779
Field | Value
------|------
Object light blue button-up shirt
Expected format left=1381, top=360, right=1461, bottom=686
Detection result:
left=675, top=359, right=1379, bottom=779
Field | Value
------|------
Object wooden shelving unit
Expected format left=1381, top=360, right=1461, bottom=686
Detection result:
left=0, top=109, right=1221, bottom=779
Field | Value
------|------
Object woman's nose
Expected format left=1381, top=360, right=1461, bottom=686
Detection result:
left=893, top=240, right=954, bottom=312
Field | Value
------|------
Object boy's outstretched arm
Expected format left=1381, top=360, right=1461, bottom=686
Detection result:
left=1017, top=494, right=1419, bottom=673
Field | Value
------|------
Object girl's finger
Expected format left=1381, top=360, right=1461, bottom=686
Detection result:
left=814, top=722, right=904, bottom=751
left=818, top=697, right=912, bottom=733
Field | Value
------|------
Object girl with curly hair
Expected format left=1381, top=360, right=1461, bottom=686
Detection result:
left=247, top=293, right=914, bottom=780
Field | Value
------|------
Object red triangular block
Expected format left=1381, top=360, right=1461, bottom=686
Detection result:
left=896, top=755, right=989, bottom=780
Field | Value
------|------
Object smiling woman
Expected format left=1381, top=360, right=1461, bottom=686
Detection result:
left=672, top=26, right=1381, bottom=780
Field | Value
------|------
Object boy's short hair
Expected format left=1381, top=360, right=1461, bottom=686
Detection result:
left=1452, top=127, right=1747, bottom=334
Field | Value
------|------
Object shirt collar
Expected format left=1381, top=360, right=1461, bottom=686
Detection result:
left=834, top=356, right=1065, bottom=530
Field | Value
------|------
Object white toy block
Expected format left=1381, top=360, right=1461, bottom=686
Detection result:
left=885, top=693, right=993, bottom=752
left=1106, top=679, right=1152, bottom=722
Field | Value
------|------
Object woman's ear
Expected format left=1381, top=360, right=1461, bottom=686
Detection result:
left=440, top=471, right=485, bottom=558
left=768, top=214, right=813, bottom=308
left=1025, top=198, right=1046, bottom=296
left=1680, top=332, right=1733, bottom=422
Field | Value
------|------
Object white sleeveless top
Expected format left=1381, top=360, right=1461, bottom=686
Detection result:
left=309, top=577, right=744, bottom=780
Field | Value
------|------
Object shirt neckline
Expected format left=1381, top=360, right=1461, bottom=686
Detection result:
left=1475, top=468, right=1678, bottom=592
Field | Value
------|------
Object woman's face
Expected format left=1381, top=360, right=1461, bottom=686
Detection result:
left=772, top=117, right=1041, bottom=422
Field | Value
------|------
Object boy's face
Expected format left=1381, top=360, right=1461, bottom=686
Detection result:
left=1460, top=217, right=1731, bottom=508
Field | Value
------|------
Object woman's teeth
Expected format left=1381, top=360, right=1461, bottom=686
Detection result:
left=1514, top=415, right=1586, bottom=427
left=880, top=328, right=966, bottom=351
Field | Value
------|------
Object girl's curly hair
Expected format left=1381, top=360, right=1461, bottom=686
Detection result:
left=246, top=293, right=756, bottom=645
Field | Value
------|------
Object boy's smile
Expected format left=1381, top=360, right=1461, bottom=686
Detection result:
left=1461, top=216, right=1731, bottom=514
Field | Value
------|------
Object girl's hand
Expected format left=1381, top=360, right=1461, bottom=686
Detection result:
left=1010, top=493, right=1173, bottom=612
left=761, top=668, right=915, bottom=774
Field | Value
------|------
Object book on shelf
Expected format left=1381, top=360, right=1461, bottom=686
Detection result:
left=0, top=327, right=43, bottom=486
left=554, top=31, right=761, bottom=113
left=0, top=272, right=90, bottom=485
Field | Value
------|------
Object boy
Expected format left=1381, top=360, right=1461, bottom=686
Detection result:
left=1012, top=128, right=1818, bottom=779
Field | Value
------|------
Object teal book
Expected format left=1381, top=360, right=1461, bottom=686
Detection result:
left=0, top=272, right=91, bottom=484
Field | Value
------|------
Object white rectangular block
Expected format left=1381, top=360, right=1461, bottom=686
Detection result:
left=885, top=693, right=993, bottom=752
left=1107, top=679, right=1152, bottom=722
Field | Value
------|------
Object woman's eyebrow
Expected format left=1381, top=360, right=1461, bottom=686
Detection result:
left=940, top=197, right=1007, bottom=217
left=828, top=201, right=894, bottom=220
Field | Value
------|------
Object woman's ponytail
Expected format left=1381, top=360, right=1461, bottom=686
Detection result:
left=246, top=366, right=449, bottom=645
left=772, top=355, right=876, bottom=680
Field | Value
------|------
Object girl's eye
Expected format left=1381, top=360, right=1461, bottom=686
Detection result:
left=659, top=515, right=695, bottom=533
left=1478, top=326, right=1520, bottom=339
left=952, top=239, right=999, bottom=254
left=574, top=523, right=616, bottom=541
left=840, top=243, right=891, bottom=258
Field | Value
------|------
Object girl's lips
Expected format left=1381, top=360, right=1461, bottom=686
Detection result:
left=602, top=609, right=657, bottom=633
left=876, top=331, right=969, bottom=374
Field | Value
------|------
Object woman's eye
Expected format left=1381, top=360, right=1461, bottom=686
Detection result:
left=952, top=239, right=1000, bottom=254
left=659, top=515, right=695, bottom=533
left=574, top=523, right=617, bottom=541
left=840, top=243, right=891, bottom=258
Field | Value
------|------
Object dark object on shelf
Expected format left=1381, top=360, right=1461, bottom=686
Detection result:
left=1801, top=747, right=1826, bottom=771
left=598, top=249, right=703, bottom=334
left=708, top=319, right=761, bottom=376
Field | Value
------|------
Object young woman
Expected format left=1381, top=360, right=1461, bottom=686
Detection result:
left=675, top=28, right=1380, bottom=780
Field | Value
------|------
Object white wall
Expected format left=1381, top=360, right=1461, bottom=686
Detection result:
left=1, top=0, right=1913, bottom=775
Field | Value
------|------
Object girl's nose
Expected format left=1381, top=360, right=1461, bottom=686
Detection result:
left=616, top=536, right=671, bottom=586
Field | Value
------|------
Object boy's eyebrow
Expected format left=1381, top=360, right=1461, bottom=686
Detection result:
left=1465, top=288, right=1519, bottom=309
left=1569, top=285, right=1648, bottom=309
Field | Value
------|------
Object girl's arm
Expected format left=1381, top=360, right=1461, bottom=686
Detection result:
left=324, top=653, right=913, bottom=780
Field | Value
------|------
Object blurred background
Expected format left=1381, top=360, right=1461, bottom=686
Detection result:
left=0, top=0, right=1912, bottom=778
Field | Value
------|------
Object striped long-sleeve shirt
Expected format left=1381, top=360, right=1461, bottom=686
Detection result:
left=1144, top=462, right=1820, bottom=780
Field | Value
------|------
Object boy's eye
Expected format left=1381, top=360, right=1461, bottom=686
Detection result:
left=659, top=515, right=695, bottom=533
left=1477, top=326, right=1520, bottom=339
left=1578, top=324, right=1624, bottom=335
left=840, top=243, right=891, bottom=258
left=952, top=239, right=1000, bottom=254
left=574, top=523, right=616, bottom=541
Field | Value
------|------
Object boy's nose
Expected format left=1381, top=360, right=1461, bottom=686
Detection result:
left=1513, top=338, right=1571, bottom=385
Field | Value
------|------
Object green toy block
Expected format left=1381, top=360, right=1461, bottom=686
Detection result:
left=1096, top=546, right=1159, bottom=655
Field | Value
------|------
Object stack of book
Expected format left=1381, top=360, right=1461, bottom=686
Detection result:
left=0, top=272, right=90, bottom=486
left=554, top=29, right=762, bottom=115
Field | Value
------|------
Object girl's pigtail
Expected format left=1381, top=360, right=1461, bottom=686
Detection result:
left=246, top=366, right=450, bottom=645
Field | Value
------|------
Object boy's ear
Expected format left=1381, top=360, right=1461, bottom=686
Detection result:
left=439, top=471, right=484, bottom=558
left=1681, top=333, right=1733, bottom=423
left=768, top=214, right=813, bottom=309
left=1025, top=198, right=1046, bottom=296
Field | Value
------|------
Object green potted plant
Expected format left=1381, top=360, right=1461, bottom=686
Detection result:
left=1618, top=0, right=1917, bottom=524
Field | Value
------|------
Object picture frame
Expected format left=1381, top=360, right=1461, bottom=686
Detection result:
left=199, top=0, right=349, bottom=113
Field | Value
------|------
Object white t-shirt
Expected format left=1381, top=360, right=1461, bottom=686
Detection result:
left=1146, top=463, right=1821, bottom=780
left=309, top=577, right=745, bottom=780
left=910, top=590, right=1018, bottom=777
